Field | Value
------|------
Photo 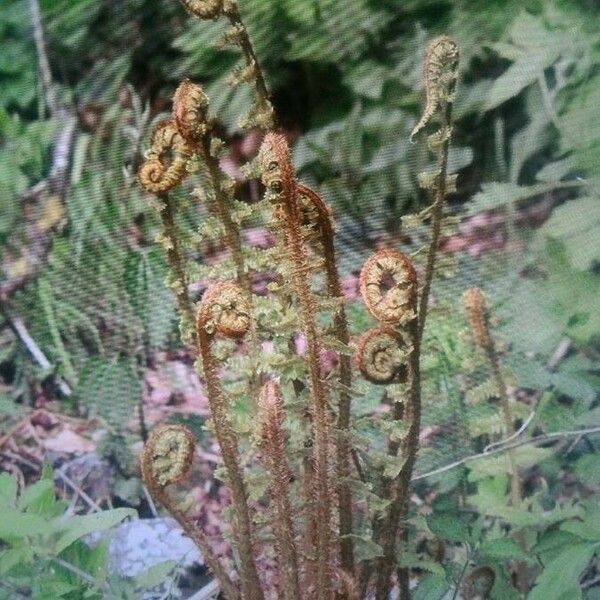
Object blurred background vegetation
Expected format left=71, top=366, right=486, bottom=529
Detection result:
left=1, top=0, right=600, bottom=597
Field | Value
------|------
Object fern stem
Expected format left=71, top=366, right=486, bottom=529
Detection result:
left=198, top=133, right=263, bottom=407
left=297, top=183, right=355, bottom=575
left=374, top=316, right=421, bottom=600
left=282, top=210, right=333, bottom=599
left=199, top=138, right=247, bottom=291
left=416, top=100, right=453, bottom=346
left=259, top=381, right=301, bottom=600
left=195, top=324, right=264, bottom=600
left=157, top=487, right=240, bottom=600
left=159, top=193, right=195, bottom=338
left=486, top=342, right=522, bottom=508
left=224, top=1, right=276, bottom=129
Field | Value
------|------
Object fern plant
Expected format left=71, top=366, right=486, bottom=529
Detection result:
left=132, top=3, right=514, bottom=598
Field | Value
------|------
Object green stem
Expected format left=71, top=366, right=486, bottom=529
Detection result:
left=417, top=100, right=453, bottom=345
left=159, top=193, right=195, bottom=340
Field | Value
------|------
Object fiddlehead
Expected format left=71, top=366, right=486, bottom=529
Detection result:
left=138, top=119, right=195, bottom=194
left=179, top=0, right=224, bottom=19
left=410, top=36, right=459, bottom=141
left=356, top=249, right=420, bottom=600
left=197, top=281, right=251, bottom=339
left=141, top=425, right=240, bottom=600
left=355, top=327, right=409, bottom=385
left=259, top=380, right=301, bottom=600
left=413, top=36, right=460, bottom=343
left=173, top=79, right=210, bottom=144
left=359, top=249, right=417, bottom=325
left=141, top=424, right=195, bottom=488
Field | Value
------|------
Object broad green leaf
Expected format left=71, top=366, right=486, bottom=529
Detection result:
left=53, top=508, right=136, bottom=554
left=76, top=358, right=141, bottom=429
left=561, top=519, right=600, bottom=543
left=537, top=197, right=600, bottom=270
left=509, top=87, right=550, bottom=183
left=484, top=47, right=559, bottom=111
left=533, top=529, right=581, bottom=559
left=0, top=547, right=30, bottom=575
left=0, top=395, right=25, bottom=418
left=529, top=543, right=597, bottom=600
left=484, top=503, right=583, bottom=528
left=413, top=573, right=448, bottom=600
left=502, top=242, right=600, bottom=351
left=398, top=552, right=445, bottom=576
left=467, top=182, right=525, bottom=215
left=0, top=473, right=17, bottom=507
left=480, top=537, right=532, bottom=562
left=17, top=478, right=55, bottom=514
left=574, top=454, right=600, bottom=488
left=0, top=509, right=51, bottom=540
left=426, top=513, right=469, bottom=543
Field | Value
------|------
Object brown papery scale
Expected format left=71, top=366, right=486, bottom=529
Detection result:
left=359, top=249, right=417, bottom=325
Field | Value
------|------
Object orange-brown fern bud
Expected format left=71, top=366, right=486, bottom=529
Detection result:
left=411, top=36, right=459, bottom=141
left=462, top=287, right=491, bottom=349
left=258, top=132, right=296, bottom=201
left=197, top=282, right=251, bottom=339
left=180, top=0, right=223, bottom=19
left=173, top=79, right=210, bottom=143
left=138, top=119, right=195, bottom=193
left=355, top=327, right=409, bottom=385
left=359, top=249, right=417, bottom=325
left=141, top=424, right=195, bottom=489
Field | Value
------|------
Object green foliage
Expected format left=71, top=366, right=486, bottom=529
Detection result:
left=0, top=467, right=172, bottom=600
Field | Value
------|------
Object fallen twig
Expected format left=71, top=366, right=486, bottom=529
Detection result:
left=0, top=303, right=72, bottom=397
left=413, top=425, right=600, bottom=482
left=187, top=579, right=220, bottom=600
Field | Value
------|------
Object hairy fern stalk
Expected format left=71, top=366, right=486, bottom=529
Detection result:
left=138, top=3, right=464, bottom=598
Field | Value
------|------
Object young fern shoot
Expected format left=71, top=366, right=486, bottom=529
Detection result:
left=141, top=425, right=240, bottom=600
left=463, top=288, right=522, bottom=509
left=297, top=183, right=355, bottom=574
left=413, top=36, right=460, bottom=343
left=259, top=133, right=335, bottom=600
left=195, top=282, right=265, bottom=600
